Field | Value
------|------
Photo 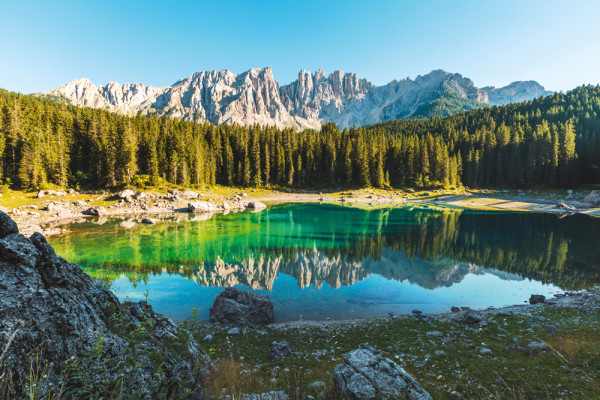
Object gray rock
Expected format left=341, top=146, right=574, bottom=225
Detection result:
left=450, top=306, right=460, bottom=312
left=118, top=189, right=137, bottom=200
left=242, top=391, right=289, bottom=400
left=203, top=333, right=214, bottom=342
left=270, top=340, right=292, bottom=361
left=45, top=190, right=66, bottom=196
left=246, top=201, right=267, bottom=211
left=175, top=189, right=200, bottom=200
left=525, top=341, right=549, bottom=355
left=333, top=343, right=433, bottom=400
left=141, top=217, right=159, bottom=225
left=188, top=201, right=220, bottom=213
left=479, top=348, right=494, bottom=356
left=463, top=311, right=484, bottom=324
left=310, top=381, right=325, bottom=389
left=527, top=316, right=546, bottom=325
left=0, top=210, right=19, bottom=238
left=227, top=327, right=241, bottom=336
left=544, top=324, right=558, bottom=334
left=46, top=202, right=65, bottom=213
left=583, top=190, right=600, bottom=205
left=529, top=295, right=546, bottom=304
left=0, top=211, right=208, bottom=399
left=209, top=287, right=274, bottom=328
left=83, top=206, right=107, bottom=216
left=425, top=331, right=443, bottom=337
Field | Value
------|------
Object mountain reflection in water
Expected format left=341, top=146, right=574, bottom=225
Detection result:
left=48, top=203, right=600, bottom=320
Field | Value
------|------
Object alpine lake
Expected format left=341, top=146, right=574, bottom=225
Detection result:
left=48, top=203, right=600, bottom=321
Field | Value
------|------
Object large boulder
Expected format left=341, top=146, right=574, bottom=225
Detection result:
left=333, top=344, right=432, bottom=400
left=45, top=202, right=66, bottom=213
left=118, top=189, right=137, bottom=200
left=82, top=206, right=107, bottom=216
left=0, top=211, right=209, bottom=399
left=583, top=190, right=600, bottom=206
left=209, top=287, right=274, bottom=328
left=188, top=201, right=220, bottom=213
left=529, top=294, right=546, bottom=304
left=246, top=201, right=267, bottom=211
left=0, top=211, right=18, bottom=238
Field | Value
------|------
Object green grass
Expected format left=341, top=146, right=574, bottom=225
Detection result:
left=191, top=301, right=600, bottom=399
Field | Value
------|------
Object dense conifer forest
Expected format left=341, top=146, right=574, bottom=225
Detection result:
left=0, top=85, right=599, bottom=190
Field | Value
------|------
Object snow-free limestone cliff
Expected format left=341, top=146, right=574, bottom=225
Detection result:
left=42, top=68, right=553, bottom=130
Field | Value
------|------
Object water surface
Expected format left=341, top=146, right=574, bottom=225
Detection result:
left=48, top=203, right=600, bottom=321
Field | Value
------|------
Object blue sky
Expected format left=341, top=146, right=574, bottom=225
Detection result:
left=1, top=0, right=599, bottom=93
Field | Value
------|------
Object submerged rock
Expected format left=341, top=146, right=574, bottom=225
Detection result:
left=333, top=343, right=433, bottom=400
left=209, top=287, right=274, bottom=328
left=0, top=210, right=209, bottom=399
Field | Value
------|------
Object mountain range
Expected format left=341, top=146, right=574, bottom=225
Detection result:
left=40, top=67, right=553, bottom=130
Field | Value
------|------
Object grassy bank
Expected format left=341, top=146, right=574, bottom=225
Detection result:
left=189, top=291, right=600, bottom=399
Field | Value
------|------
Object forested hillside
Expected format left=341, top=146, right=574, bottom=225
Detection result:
left=368, top=86, right=600, bottom=187
left=0, top=86, right=599, bottom=190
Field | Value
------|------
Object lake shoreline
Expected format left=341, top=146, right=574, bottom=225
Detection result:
left=186, top=286, right=598, bottom=328
left=4, top=187, right=600, bottom=237
left=189, top=286, right=600, bottom=398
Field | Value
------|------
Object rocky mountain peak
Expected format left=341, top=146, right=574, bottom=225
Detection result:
left=42, top=68, right=553, bottom=129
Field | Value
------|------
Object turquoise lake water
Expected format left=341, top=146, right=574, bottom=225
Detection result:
left=48, top=203, right=600, bottom=321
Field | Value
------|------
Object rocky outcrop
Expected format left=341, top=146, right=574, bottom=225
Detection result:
left=188, top=201, right=221, bottom=213
left=42, top=68, right=552, bottom=130
left=583, top=190, right=600, bottom=205
left=0, top=211, right=208, bottom=399
left=209, top=287, right=274, bottom=328
left=333, top=343, right=432, bottom=399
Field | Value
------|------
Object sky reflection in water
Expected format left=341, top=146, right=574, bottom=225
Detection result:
left=48, top=203, right=600, bottom=321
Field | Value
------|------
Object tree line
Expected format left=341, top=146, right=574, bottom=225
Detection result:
left=1, top=85, right=600, bottom=190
